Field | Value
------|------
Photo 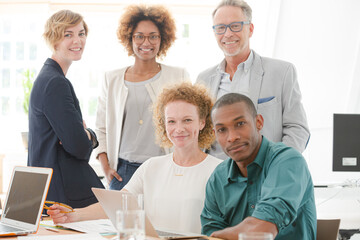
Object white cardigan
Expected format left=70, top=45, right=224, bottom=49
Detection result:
left=95, top=64, right=190, bottom=170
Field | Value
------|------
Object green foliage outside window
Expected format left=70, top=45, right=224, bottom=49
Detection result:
left=22, top=69, right=35, bottom=116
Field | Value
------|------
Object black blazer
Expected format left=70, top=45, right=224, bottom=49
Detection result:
left=27, top=58, right=104, bottom=208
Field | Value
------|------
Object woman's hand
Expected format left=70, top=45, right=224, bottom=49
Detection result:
left=47, top=204, right=80, bottom=224
left=104, top=167, right=122, bottom=185
left=83, top=120, right=91, bottom=140
left=98, top=153, right=122, bottom=184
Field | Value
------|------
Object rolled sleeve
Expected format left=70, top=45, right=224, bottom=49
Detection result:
left=252, top=149, right=311, bottom=231
left=252, top=201, right=292, bottom=230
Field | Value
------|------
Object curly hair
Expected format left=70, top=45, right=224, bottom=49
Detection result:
left=43, top=10, right=88, bottom=52
left=116, top=4, right=176, bottom=58
left=153, top=82, right=215, bottom=149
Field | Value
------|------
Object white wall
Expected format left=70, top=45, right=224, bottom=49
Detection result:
left=269, top=0, right=360, bottom=183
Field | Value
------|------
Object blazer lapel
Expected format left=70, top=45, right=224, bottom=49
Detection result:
left=249, top=52, right=264, bottom=110
left=211, top=74, right=222, bottom=99
left=146, top=64, right=164, bottom=102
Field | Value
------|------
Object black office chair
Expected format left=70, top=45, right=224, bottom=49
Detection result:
left=338, top=229, right=360, bottom=240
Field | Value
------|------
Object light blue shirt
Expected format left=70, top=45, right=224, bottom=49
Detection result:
left=211, top=51, right=254, bottom=159
left=217, top=50, right=254, bottom=100
left=201, top=137, right=316, bottom=240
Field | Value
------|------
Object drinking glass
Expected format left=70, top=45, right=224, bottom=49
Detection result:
left=121, top=192, right=144, bottom=211
left=116, top=209, right=145, bottom=240
left=238, top=232, right=274, bottom=240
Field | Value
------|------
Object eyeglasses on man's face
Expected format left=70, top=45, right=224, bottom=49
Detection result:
left=212, top=21, right=250, bottom=35
left=133, top=34, right=161, bottom=45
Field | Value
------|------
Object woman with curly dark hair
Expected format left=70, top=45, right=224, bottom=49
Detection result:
left=94, top=5, right=190, bottom=190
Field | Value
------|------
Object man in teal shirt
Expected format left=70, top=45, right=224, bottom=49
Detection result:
left=201, top=93, right=316, bottom=239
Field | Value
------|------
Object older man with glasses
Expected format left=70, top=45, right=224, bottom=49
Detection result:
left=196, top=0, right=310, bottom=159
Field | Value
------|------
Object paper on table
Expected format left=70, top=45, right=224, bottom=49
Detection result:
left=40, top=220, right=69, bottom=230
left=59, top=219, right=117, bottom=234
left=18, top=233, right=106, bottom=240
left=40, top=220, right=57, bottom=227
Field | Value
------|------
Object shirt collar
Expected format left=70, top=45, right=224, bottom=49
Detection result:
left=217, top=59, right=227, bottom=73
left=251, top=136, right=269, bottom=169
left=226, top=135, right=269, bottom=182
left=227, top=159, right=246, bottom=183
left=216, top=50, right=254, bottom=74
left=242, top=50, right=254, bottom=72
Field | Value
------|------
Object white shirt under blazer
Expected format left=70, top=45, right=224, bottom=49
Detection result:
left=95, top=64, right=190, bottom=170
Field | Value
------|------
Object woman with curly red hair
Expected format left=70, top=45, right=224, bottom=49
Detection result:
left=94, top=5, right=190, bottom=190
left=49, top=82, right=222, bottom=234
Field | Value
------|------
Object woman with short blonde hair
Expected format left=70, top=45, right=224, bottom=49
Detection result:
left=28, top=10, right=104, bottom=208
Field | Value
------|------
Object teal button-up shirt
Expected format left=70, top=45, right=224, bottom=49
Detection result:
left=201, top=137, right=316, bottom=240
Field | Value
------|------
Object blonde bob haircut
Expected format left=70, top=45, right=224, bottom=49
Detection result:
left=117, top=4, right=176, bottom=58
left=43, top=10, right=88, bottom=52
left=153, top=82, right=215, bottom=149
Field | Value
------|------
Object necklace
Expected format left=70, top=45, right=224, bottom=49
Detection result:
left=128, top=64, right=161, bottom=125
left=172, top=151, right=207, bottom=175
left=133, top=85, right=148, bottom=125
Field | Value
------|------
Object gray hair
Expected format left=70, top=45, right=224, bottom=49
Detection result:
left=212, top=0, right=252, bottom=22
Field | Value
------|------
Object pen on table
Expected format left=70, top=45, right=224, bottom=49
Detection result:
left=44, top=227, right=60, bottom=233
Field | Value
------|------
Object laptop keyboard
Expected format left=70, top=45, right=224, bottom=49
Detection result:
left=0, top=224, right=24, bottom=233
left=156, top=230, right=185, bottom=237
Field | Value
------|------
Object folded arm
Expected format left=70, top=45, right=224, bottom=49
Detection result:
left=44, top=78, right=92, bottom=159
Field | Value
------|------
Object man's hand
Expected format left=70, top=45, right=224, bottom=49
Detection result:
left=211, top=217, right=278, bottom=240
left=211, top=225, right=239, bottom=240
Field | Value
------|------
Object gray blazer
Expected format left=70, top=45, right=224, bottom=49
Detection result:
left=196, top=51, right=310, bottom=154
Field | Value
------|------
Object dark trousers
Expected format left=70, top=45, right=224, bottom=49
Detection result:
left=109, top=158, right=141, bottom=190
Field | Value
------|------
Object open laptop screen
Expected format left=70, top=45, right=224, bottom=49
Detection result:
left=2, top=171, right=49, bottom=224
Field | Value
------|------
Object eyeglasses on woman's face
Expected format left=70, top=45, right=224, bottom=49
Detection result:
left=132, top=34, right=161, bottom=45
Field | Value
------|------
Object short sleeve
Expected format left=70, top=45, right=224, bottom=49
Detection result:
left=123, top=160, right=150, bottom=195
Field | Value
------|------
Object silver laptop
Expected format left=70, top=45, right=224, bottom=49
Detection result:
left=92, top=188, right=204, bottom=239
left=0, top=166, right=52, bottom=236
